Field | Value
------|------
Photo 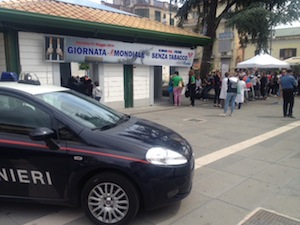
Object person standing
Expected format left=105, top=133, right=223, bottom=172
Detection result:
left=213, top=70, right=222, bottom=107
left=172, top=71, right=184, bottom=107
left=280, top=69, right=297, bottom=118
left=272, top=73, right=280, bottom=96
left=219, top=72, right=229, bottom=108
left=235, top=75, right=246, bottom=109
left=252, top=72, right=261, bottom=99
left=219, top=72, right=238, bottom=116
left=188, top=68, right=196, bottom=106
left=92, top=81, right=102, bottom=101
left=260, top=71, right=269, bottom=99
left=168, top=74, right=174, bottom=104
left=195, top=74, right=202, bottom=99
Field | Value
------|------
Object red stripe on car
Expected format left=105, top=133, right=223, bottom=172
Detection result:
left=0, top=139, right=149, bottom=164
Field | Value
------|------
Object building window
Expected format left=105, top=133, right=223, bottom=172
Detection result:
left=279, top=48, right=297, bottom=60
left=135, top=8, right=149, bottom=18
left=218, top=31, right=234, bottom=54
left=155, top=11, right=161, bottom=22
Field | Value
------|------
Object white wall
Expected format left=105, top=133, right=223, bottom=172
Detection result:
left=133, top=66, right=150, bottom=99
left=18, top=32, right=54, bottom=84
left=94, top=64, right=154, bottom=108
left=0, top=33, right=6, bottom=73
left=103, top=64, right=124, bottom=103
left=133, top=65, right=151, bottom=107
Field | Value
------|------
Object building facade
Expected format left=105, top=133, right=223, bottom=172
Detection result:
left=107, top=0, right=178, bottom=25
left=181, top=4, right=243, bottom=75
left=108, top=2, right=300, bottom=75
left=181, top=7, right=300, bottom=73
left=243, top=27, right=300, bottom=61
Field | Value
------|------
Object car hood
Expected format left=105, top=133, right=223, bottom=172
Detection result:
left=84, top=116, right=192, bottom=158
left=121, top=117, right=189, bottom=148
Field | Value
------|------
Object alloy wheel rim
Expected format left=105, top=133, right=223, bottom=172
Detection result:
left=88, top=182, right=129, bottom=224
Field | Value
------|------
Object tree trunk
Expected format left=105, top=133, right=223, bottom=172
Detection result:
left=200, top=0, right=218, bottom=77
left=200, top=44, right=214, bottom=77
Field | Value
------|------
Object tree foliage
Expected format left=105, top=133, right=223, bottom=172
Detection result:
left=174, top=0, right=300, bottom=74
left=226, top=1, right=300, bottom=52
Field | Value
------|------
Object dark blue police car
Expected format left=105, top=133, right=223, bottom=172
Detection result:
left=0, top=73, right=194, bottom=225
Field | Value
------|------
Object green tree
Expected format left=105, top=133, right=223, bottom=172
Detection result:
left=175, top=0, right=300, bottom=75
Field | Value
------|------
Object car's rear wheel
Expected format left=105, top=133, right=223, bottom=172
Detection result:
left=81, top=173, right=140, bottom=225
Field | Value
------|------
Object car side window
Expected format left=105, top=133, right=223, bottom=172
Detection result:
left=0, top=94, right=51, bottom=135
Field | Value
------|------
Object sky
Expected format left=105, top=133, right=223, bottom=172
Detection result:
left=275, top=21, right=300, bottom=29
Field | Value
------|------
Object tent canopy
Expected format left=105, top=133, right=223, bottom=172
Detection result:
left=237, top=53, right=290, bottom=69
left=284, top=56, right=300, bottom=66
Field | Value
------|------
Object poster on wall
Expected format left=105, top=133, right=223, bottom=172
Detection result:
left=64, top=36, right=195, bottom=67
left=45, top=36, right=65, bottom=62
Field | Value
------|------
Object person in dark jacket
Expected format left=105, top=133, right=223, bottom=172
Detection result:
left=280, top=69, right=297, bottom=118
left=260, top=71, right=269, bottom=99
left=213, top=70, right=222, bottom=107
left=188, top=68, right=196, bottom=106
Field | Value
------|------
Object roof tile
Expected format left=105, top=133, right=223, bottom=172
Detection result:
left=0, top=0, right=207, bottom=39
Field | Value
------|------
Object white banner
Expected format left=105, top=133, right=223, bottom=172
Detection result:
left=64, top=37, right=195, bottom=67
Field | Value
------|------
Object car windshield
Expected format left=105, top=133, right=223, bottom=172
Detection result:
left=35, top=90, right=128, bottom=130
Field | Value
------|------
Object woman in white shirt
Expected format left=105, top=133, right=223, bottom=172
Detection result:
left=236, top=76, right=246, bottom=109
left=219, top=72, right=229, bottom=107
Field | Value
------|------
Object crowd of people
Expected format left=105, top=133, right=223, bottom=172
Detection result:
left=168, top=68, right=299, bottom=118
left=66, top=75, right=102, bottom=101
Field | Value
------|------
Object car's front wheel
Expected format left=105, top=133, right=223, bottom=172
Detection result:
left=81, top=172, right=140, bottom=225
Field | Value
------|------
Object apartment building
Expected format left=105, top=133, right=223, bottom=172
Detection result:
left=104, top=0, right=178, bottom=25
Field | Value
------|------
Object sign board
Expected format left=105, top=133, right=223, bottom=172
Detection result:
left=58, top=37, right=195, bottom=67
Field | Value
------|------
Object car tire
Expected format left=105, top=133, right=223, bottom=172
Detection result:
left=81, top=172, right=140, bottom=225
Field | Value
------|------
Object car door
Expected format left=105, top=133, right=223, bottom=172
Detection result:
left=0, top=92, right=70, bottom=200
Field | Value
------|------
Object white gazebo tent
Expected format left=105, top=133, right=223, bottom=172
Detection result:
left=284, top=56, right=300, bottom=66
left=237, top=53, right=290, bottom=69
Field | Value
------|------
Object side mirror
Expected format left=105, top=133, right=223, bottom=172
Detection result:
left=30, top=127, right=60, bottom=150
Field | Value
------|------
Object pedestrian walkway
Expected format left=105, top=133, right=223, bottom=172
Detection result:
left=118, top=95, right=300, bottom=225
left=1, top=95, right=300, bottom=225
left=119, top=95, right=296, bottom=117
